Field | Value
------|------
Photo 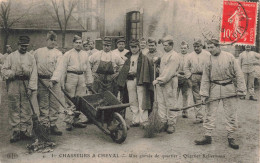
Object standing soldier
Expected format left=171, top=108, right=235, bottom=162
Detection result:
left=146, top=37, right=162, bottom=114
left=238, top=45, right=260, bottom=101
left=2, top=36, right=37, bottom=143
left=112, top=38, right=129, bottom=103
left=195, top=39, right=246, bottom=149
left=34, top=31, right=63, bottom=135
left=53, top=35, right=93, bottom=131
left=117, top=39, right=152, bottom=127
left=177, top=41, right=190, bottom=118
left=184, top=39, right=210, bottom=124
left=87, top=39, right=99, bottom=57
left=153, top=35, right=180, bottom=134
left=83, top=40, right=90, bottom=52
left=89, top=37, right=124, bottom=96
left=139, top=38, right=149, bottom=55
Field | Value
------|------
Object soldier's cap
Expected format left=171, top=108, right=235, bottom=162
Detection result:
left=18, top=36, right=30, bottom=45
left=116, top=38, right=125, bottom=44
left=193, top=38, right=203, bottom=45
left=73, top=35, right=82, bottom=42
left=103, top=37, right=112, bottom=45
left=139, top=37, right=146, bottom=42
left=87, top=39, right=95, bottom=44
left=6, top=45, right=11, bottom=48
left=46, top=31, right=57, bottom=41
left=83, top=40, right=88, bottom=45
left=129, top=39, right=140, bottom=47
left=180, top=41, right=189, bottom=48
left=161, top=35, right=174, bottom=43
left=206, top=38, right=219, bottom=45
left=147, top=37, right=157, bottom=44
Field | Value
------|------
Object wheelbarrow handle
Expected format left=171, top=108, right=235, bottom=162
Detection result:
left=97, top=103, right=130, bottom=110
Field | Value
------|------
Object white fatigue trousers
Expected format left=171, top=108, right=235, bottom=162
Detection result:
left=64, top=73, right=86, bottom=124
left=127, top=78, right=148, bottom=124
left=243, top=72, right=255, bottom=97
left=8, top=80, right=32, bottom=135
left=203, top=84, right=238, bottom=138
left=38, top=79, right=61, bottom=127
left=157, top=77, right=178, bottom=126
left=191, top=74, right=204, bottom=120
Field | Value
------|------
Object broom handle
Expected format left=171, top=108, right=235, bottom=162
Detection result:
left=38, top=78, right=67, bottom=109
left=22, top=80, right=36, bottom=115
left=170, top=95, right=237, bottom=111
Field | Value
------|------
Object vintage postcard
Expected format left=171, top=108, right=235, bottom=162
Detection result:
left=0, top=0, right=259, bottom=163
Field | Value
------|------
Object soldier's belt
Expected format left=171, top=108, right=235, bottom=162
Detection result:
left=14, top=75, right=29, bottom=80
left=211, top=80, right=233, bottom=86
left=192, top=72, right=203, bottom=75
left=127, top=74, right=136, bottom=80
left=67, top=71, right=84, bottom=75
left=38, top=74, right=51, bottom=79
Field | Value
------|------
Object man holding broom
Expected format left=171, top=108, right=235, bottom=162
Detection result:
left=152, top=35, right=180, bottom=134
left=2, top=36, right=38, bottom=143
left=34, top=31, right=63, bottom=136
left=195, top=38, right=246, bottom=149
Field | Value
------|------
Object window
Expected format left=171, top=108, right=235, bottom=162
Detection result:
left=126, top=11, right=143, bottom=43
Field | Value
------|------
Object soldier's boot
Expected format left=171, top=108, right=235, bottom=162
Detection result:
left=166, top=125, right=175, bottom=134
left=66, top=123, right=73, bottom=131
left=193, top=119, right=203, bottom=124
left=10, top=131, right=21, bottom=143
left=228, top=138, right=239, bottom=149
left=195, top=136, right=212, bottom=145
left=159, top=123, right=168, bottom=132
left=50, top=125, right=62, bottom=136
left=72, top=122, right=87, bottom=128
left=182, top=110, right=188, bottom=118
left=249, top=96, right=257, bottom=101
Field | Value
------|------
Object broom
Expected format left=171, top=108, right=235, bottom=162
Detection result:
left=144, top=65, right=161, bottom=138
left=22, top=80, right=51, bottom=142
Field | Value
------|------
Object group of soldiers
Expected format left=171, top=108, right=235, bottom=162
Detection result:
left=0, top=30, right=259, bottom=150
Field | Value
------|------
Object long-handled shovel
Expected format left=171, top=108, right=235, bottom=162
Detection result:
left=170, top=95, right=237, bottom=111
left=22, top=80, right=51, bottom=142
left=144, top=65, right=161, bottom=138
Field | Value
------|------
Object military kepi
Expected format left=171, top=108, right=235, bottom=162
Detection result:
left=18, top=36, right=30, bottom=45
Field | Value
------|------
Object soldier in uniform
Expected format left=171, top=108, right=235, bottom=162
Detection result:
left=238, top=45, right=260, bottom=101
left=53, top=35, right=93, bottom=131
left=184, top=39, right=210, bottom=124
left=83, top=40, right=90, bottom=52
left=195, top=39, right=246, bottom=149
left=2, top=36, right=37, bottom=143
left=139, top=38, right=149, bottom=55
left=89, top=37, right=124, bottom=96
left=87, top=39, right=99, bottom=57
left=34, top=31, right=63, bottom=135
left=117, top=39, right=152, bottom=127
left=177, top=41, right=190, bottom=118
left=153, top=35, right=180, bottom=134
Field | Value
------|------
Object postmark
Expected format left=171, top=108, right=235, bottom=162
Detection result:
left=220, top=0, right=258, bottom=45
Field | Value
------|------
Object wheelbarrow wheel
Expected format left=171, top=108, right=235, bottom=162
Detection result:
left=110, top=112, right=127, bottom=144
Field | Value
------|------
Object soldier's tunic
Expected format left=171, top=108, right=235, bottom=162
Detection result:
left=238, top=51, right=260, bottom=97
left=34, top=47, right=63, bottom=127
left=87, top=49, right=99, bottom=57
left=112, top=49, right=129, bottom=61
left=1, top=50, right=37, bottom=135
left=89, top=50, right=124, bottom=96
left=177, top=52, right=190, bottom=108
left=156, top=50, right=180, bottom=126
left=53, top=48, right=93, bottom=124
left=200, top=51, right=246, bottom=138
left=184, top=50, right=210, bottom=121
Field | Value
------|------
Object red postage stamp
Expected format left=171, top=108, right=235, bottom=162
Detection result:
left=220, top=0, right=258, bottom=45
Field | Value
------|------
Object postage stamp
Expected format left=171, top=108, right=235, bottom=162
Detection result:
left=220, top=0, right=258, bottom=45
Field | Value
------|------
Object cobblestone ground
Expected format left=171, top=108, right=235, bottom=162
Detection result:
left=0, top=80, right=259, bottom=163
